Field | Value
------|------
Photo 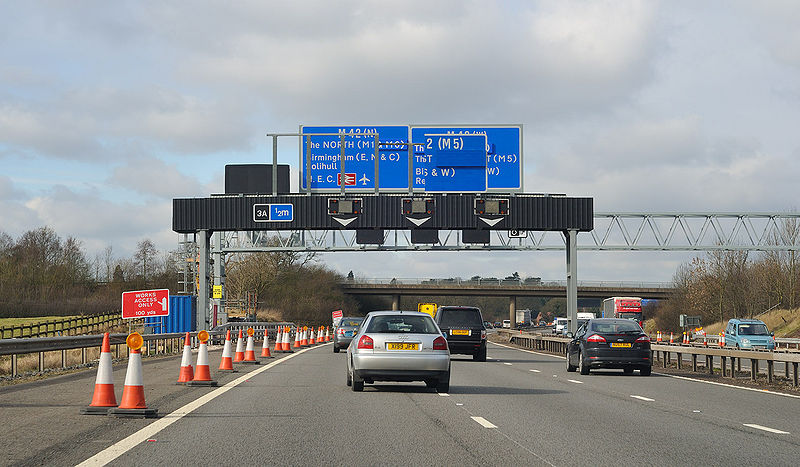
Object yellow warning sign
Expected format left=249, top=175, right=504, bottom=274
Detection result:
left=212, top=285, right=223, bottom=299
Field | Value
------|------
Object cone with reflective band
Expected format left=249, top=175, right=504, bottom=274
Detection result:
left=234, top=329, right=245, bottom=362
left=294, top=327, right=302, bottom=348
left=81, top=332, right=117, bottom=414
left=108, top=348, right=157, bottom=417
left=309, top=328, right=316, bottom=345
left=219, top=330, right=235, bottom=370
left=242, top=333, right=259, bottom=363
left=719, top=332, right=725, bottom=348
left=187, top=340, right=217, bottom=386
left=282, top=326, right=294, bottom=352
left=177, top=332, right=194, bottom=384
left=261, top=329, right=273, bottom=357
left=669, top=332, right=674, bottom=344
left=300, top=327, right=308, bottom=347
left=656, top=331, right=662, bottom=342
left=325, top=326, right=331, bottom=342
left=274, top=327, right=283, bottom=353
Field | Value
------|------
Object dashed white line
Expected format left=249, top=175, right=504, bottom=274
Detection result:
left=503, top=362, right=512, bottom=366
left=567, top=379, right=583, bottom=384
left=471, top=416, right=497, bottom=428
left=630, top=395, right=655, bottom=402
left=438, top=392, right=450, bottom=397
left=743, top=423, right=790, bottom=434
left=529, top=369, right=541, bottom=373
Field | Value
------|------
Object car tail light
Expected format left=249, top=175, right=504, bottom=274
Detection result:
left=586, top=334, right=606, bottom=343
left=338, top=328, right=345, bottom=335
left=481, top=329, right=487, bottom=339
left=357, top=335, right=374, bottom=349
left=433, top=336, right=448, bottom=350
left=635, top=335, right=650, bottom=343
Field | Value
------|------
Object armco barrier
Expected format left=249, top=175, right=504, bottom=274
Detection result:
left=498, top=330, right=800, bottom=387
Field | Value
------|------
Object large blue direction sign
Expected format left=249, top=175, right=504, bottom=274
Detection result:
left=423, top=134, right=487, bottom=192
left=300, top=125, right=409, bottom=190
left=300, top=124, right=522, bottom=192
left=411, top=125, right=521, bottom=191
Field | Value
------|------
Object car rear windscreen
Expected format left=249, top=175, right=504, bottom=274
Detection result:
left=340, top=319, right=363, bottom=327
left=438, top=309, right=483, bottom=327
left=366, top=315, right=439, bottom=334
left=590, top=321, right=642, bottom=333
left=738, top=324, right=769, bottom=335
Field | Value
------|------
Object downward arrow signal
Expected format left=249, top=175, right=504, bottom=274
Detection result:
left=333, top=217, right=357, bottom=227
left=479, top=217, right=503, bottom=227
left=405, top=216, right=431, bottom=226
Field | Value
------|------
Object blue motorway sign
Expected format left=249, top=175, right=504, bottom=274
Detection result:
left=253, top=204, right=294, bottom=222
left=300, top=124, right=522, bottom=192
left=423, top=134, right=487, bottom=192
left=411, top=125, right=521, bottom=191
left=300, top=125, right=410, bottom=190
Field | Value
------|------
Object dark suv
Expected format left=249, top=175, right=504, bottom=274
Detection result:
left=434, top=306, right=487, bottom=361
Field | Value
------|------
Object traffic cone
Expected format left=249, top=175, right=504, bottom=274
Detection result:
left=325, top=326, right=331, bottom=342
left=274, top=327, right=283, bottom=353
left=682, top=332, right=688, bottom=344
left=219, top=330, right=235, bottom=371
left=703, top=333, right=708, bottom=347
left=234, top=329, right=245, bottom=362
left=656, top=331, right=662, bottom=343
left=81, top=332, right=117, bottom=414
left=243, top=332, right=259, bottom=364
left=309, top=328, right=316, bottom=345
left=669, top=332, right=674, bottom=344
left=719, top=332, right=725, bottom=348
left=261, top=329, right=273, bottom=358
left=293, top=327, right=302, bottom=348
left=282, top=326, right=294, bottom=352
left=108, top=347, right=158, bottom=418
left=177, top=332, right=194, bottom=384
left=187, top=333, right=217, bottom=386
left=300, top=327, right=309, bottom=346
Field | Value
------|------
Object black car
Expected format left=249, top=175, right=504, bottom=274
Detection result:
left=565, top=318, right=651, bottom=376
left=434, top=306, right=487, bottom=361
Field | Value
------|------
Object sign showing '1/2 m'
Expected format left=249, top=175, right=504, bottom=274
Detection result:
left=253, top=203, right=294, bottom=222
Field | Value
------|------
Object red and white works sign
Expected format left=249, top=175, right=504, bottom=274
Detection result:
left=332, top=309, right=343, bottom=326
left=122, top=289, right=170, bottom=319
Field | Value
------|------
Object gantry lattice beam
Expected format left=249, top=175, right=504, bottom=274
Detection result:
left=212, top=213, right=800, bottom=252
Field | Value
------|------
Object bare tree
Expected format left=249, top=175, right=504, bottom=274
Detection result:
left=134, top=239, right=158, bottom=281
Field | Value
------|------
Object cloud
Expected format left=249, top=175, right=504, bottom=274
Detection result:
left=108, top=156, right=210, bottom=199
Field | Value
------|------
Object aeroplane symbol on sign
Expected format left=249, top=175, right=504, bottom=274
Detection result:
left=337, top=173, right=357, bottom=186
left=359, top=175, right=370, bottom=186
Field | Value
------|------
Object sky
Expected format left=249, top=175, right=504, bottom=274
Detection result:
left=1, top=1, right=799, bottom=283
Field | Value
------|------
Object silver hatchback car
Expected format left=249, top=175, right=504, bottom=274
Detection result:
left=333, top=317, right=364, bottom=353
left=346, top=311, right=450, bottom=392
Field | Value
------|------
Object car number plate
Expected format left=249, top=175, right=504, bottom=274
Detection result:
left=611, top=343, right=632, bottom=348
left=387, top=342, right=419, bottom=351
left=451, top=329, right=470, bottom=336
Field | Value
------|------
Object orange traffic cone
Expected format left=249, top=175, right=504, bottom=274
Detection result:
left=108, top=333, right=157, bottom=418
left=309, top=328, right=316, bottom=345
left=234, top=329, right=245, bottom=362
left=656, top=331, right=662, bottom=343
left=325, top=326, right=331, bottom=342
left=261, top=329, right=272, bottom=358
left=300, top=327, right=309, bottom=346
left=81, top=332, right=117, bottom=414
left=294, top=327, right=302, bottom=348
left=669, top=332, right=674, bottom=344
left=177, top=332, right=194, bottom=384
left=219, top=330, right=235, bottom=371
left=282, top=326, right=294, bottom=352
left=242, top=330, right=259, bottom=364
left=719, top=332, right=726, bottom=348
left=187, top=331, right=217, bottom=386
left=274, top=327, right=283, bottom=353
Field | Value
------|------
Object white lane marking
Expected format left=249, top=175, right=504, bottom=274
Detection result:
left=529, top=369, right=541, bottom=373
left=630, top=395, right=655, bottom=402
left=662, top=374, right=800, bottom=400
left=567, top=379, right=583, bottom=384
left=471, top=416, right=497, bottom=428
left=456, top=403, right=464, bottom=406
left=493, top=341, right=800, bottom=400
left=438, top=392, right=450, bottom=397
left=77, top=346, right=318, bottom=466
left=742, top=424, right=790, bottom=434
left=503, top=362, right=512, bottom=366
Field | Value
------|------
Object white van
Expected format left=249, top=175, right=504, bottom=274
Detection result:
left=553, top=317, right=568, bottom=334
left=502, top=319, right=511, bottom=328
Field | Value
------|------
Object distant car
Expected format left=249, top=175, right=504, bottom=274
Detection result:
left=565, top=318, right=651, bottom=376
left=435, top=306, right=487, bottom=361
left=494, top=321, right=502, bottom=328
left=502, top=320, right=511, bottom=328
left=333, top=317, right=364, bottom=353
left=553, top=317, right=568, bottom=334
left=724, top=318, right=775, bottom=350
left=346, top=311, right=450, bottom=392
left=483, top=321, right=494, bottom=329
